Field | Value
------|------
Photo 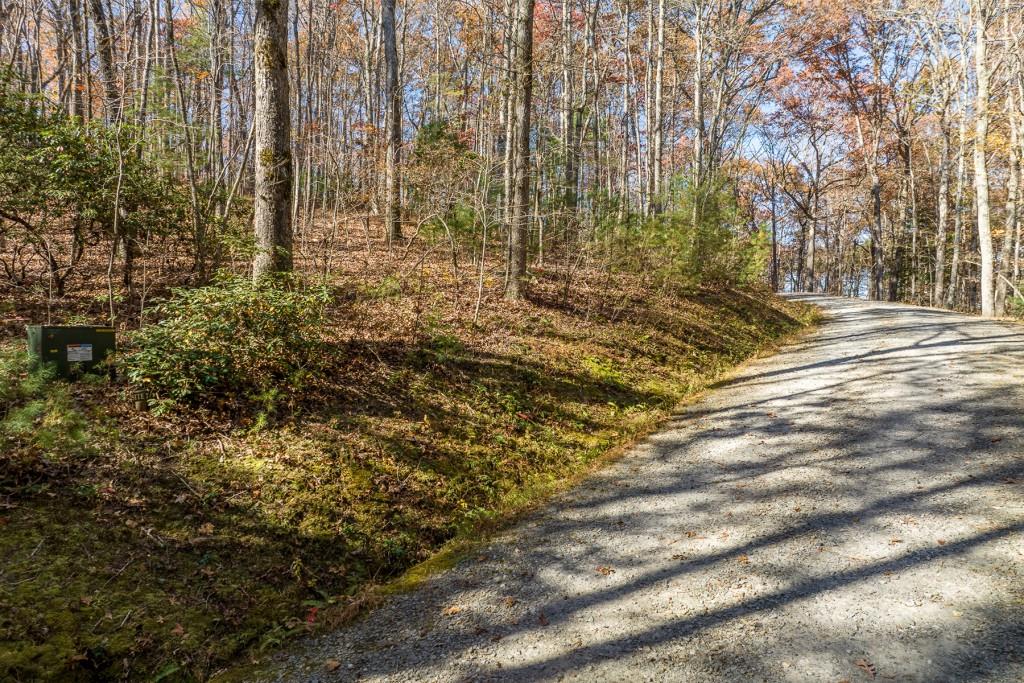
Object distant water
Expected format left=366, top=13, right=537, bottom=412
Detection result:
left=782, top=270, right=869, bottom=298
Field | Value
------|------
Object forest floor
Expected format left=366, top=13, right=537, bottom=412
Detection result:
left=259, top=295, right=1024, bottom=683
left=0, top=244, right=815, bottom=681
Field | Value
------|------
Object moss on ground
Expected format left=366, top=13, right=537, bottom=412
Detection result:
left=0, top=274, right=816, bottom=681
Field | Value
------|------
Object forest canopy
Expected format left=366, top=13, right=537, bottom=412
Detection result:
left=3, top=0, right=1019, bottom=315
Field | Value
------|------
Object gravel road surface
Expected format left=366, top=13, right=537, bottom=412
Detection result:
left=261, top=295, right=1024, bottom=682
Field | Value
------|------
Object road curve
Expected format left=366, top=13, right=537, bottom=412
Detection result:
left=264, top=295, right=1024, bottom=682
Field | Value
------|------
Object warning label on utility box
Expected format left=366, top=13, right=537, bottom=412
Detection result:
left=67, top=344, right=93, bottom=362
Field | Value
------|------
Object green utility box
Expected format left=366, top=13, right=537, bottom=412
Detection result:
left=26, top=325, right=116, bottom=378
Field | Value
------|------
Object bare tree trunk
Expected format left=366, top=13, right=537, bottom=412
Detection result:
left=68, top=0, right=86, bottom=119
left=208, top=0, right=225, bottom=201
left=647, top=0, right=665, bottom=214
left=770, top=180, right=779, bottom=291
left=996, top=89, right=1019, bottom=315
left=934, top=108, right=950, bottom=305
left=505, top=0, right=534, bottom=300
left=805, top=216, right=816, bottom=292
left=973, top=0, right=994, bottom=316
left=89, top=0, right=120, bottom=123
left=947, top=94, right=968, bottom=309
left=560, top=0, right=577, bottom=213
left=382, top=0, right=402, bottom=242
left=692, top=7, right=705, bottom=191
left=252, top=0, right=293, bottom=279
left=870, top=171, right=884, bottom=299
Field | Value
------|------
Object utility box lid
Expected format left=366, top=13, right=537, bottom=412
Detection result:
left=26, top=325, right=116, bottom=378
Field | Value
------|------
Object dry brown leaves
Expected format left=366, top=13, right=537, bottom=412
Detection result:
left=854, top=658, right=876, bottom=679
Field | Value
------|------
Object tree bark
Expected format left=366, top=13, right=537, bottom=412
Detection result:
left=505, top=0, right=535, bottom=300
left=382, top=0, right=402, bottom=242
left=947, top=90, right=968, bottom=309
left=973, top=0, right=994, bottom=317
left=89, top=0, right=120, bottom=123
left=996, top=90, right=1019, bottom=316
left=252, top=0, right=293, bottom=279
left=68, top=0, right=86, bottom=119
left=647, top=0, right=665, bottom=214
left=934, top=107, right=950, bottom=305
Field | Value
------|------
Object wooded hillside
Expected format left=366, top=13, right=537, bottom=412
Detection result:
left=0, top=0, right=1022, bottom=679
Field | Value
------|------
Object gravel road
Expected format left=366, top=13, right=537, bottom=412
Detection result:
left=261, top=295, right=1024, bottom=682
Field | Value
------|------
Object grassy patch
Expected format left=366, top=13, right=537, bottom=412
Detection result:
left=0, top=274, right=816, bottom=681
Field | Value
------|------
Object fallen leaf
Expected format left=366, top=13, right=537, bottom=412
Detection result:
left=79, top=596, right=93, bottom=606
left=442, top=605, right=462, bottom=616
left=685, top=531, right=706, bottom=539
left=198, top=522, right=215, bottom=535
left=671, top=553, right=688, bottom=561
left=596, top=565, right=615, bottom=576
left=854, top=658, right=876, bottom=679
left=990, top=437, right=1003, bottom=443
left=502, top=597, right=518, bottom=608
left=170, top=623, right=185, bottom=637
left=888, top=538, right=903, bottom=545
left=538, top=612, right=549, bottom=626
left=324, top=659, right=342, bottom=672
left=937, top=539, right=947, bottom=546
left=737, top=554, right=750, bottom=565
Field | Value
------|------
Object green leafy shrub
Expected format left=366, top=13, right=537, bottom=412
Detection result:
left=1009, top=296, right=1024, bottom=318
left=0, top=72, right=187, bottom=294
left=597, top=176, right=768, bottom=288
left=123, top=277, right=331, bottom=409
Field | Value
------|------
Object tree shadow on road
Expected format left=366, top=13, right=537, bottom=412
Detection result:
left=273, top=296, right=1024, bottom=682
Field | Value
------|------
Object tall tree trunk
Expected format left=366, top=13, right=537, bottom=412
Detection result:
left=252, top=0, right=293, bottom=279
left=647, top=0, right=665, bottom=214
left=89, top=0, right=120, bottom=123
left=692, top=10, right=705, bottom=191
left=947, top=96, right=968, bottom=309
left=973, top=0, right=994, bottom=317
left=770, top=180, right=779, bottom=291
left=805, top=214, right=816, bottom=292
left=208, top=0, right=225, bottom=197
left=934, top=108, right=950, bottom=305
left=382, top=0, right=402, bottom=242
left=996, top=90, right=1019, bottom=316
left=560, top=0, right=577, bottom=213
left=68, top=0, right=86, bottom=119
left=505, top=0, right=535, bottom=300
left=870, top=171, right=884, bottom=300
